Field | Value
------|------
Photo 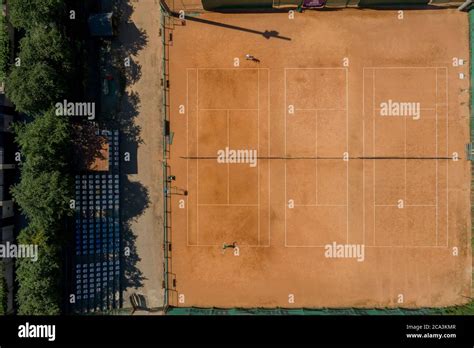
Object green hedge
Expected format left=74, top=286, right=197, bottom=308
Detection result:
left=15, top=225, right=61, bottom=315
left=0, top=262, right=7, bottom=315
left=8, top=0, right=65, bottom=31
left=6, top=25, right=71, bottom=116
left=12, top=110, right=72, bottom=315
left=0, top=14, right=10, bottom=82
left=202, top=0, right=274, bottom=10
left=7, top=0, right=74, bottom=315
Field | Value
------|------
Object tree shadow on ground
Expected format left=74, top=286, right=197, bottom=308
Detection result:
left=71, top=123, right=108, bottom=171
left=121, top=179, right=149, bottom=290
left=96, top=0, right=150, bottom=300
left=111, top=0, right=148, bottom=86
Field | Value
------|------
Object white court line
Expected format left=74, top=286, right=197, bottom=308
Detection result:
left=284, top=245, right=450, bottom=248
left=435, top=68, right=438, bottom=246
left=187, top=68, right=269, bottom=248
left=198, top=203, right=259, bottom=207
left=186, top=69, right=189, bottom=246
left=227, top=110, right=230, bottom=204
left=295, top=204, right=347, bottom=207
left=199, top=108, right=259, bottom=111
left=197, top=69, right=199, bottom=245
left=194, top=67, right=266, bottom=70
left=268, top=69, right=271, bottom=247
left=404, top=80, right=407, bottom=245
left=372, top=69, right=376, bottom=246
left=284, top=68, right=287, bottom=247
left=258, top=69, right=260, bottom=245
left=404, top=84, right=407, bottom=206
left=363, top=117, right=365, bottom=245
left=295, top=108, right=347, bottom=111
left=285, top=67, right=347, bottom=70
left=366, top=67, right=446, bottom=70
left=446, top=67, right=449, bottom=247
left=346, top=68, right=349, bottom=244
left=284, top=67, right=349, bottom=248
left=375, top=204, right=437, bottom=207
left=373, top=108, right=437, bottom=111
left=315, top=109, right=318, bottom=205
left=363, top=69, right=365, bottom=246
left=187, top=244, right=270, bottom=248
left=367, top=66, right=449, bottom=248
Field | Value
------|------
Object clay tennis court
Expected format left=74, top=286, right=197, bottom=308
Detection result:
left=166, top=9, right=471, bottom=308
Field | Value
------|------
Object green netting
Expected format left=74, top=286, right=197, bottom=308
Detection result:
left=202, top=0, right=274, bottom=10
left=471, top=10, right=474, bottom=145
left=429, top=0, right=460, bottom=4
left=162, top=1, right=474, bottom=318
left=469, top=10, right=474, bottom=308
left=358, top=0, right=428, bottom=6
left=161, top=2, right=171, bottom=310
left=325, top=0, right=351, bottom=7
left=166, top=307, right=444, bottom=315
left=273, top=0, right=303, bottom=6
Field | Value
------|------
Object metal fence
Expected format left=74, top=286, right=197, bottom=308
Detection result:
left=160, top=0, right=473, bottom=315
left=162, top=0, right=465, bottom=11
left=160, top=2, right=172, bottom=310
left=166, top=306, right=444, bottom=315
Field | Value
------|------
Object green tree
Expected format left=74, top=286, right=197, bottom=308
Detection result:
left=0, top=16, right=10, bottom=82
left=11, top=170, right=72, bottom=230
left=8, top=0, right=65, bottom=31
left=11, top=110, right=72, bottom=227
left=6, top=62, right=67, bottom=115
left=12, top=110, right=73, bottom=315
left=18, top=25, right=71, bottom=73
left=16, top=225, right=60, bottom=315
left=13, top=109, right=70, bottom=173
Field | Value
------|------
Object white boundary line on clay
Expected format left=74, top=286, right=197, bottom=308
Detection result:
left=284, top=67, right=349, bottom=248
left=186, top=68, right=270, bottom=248
left=364, top=66, right=448, bottom=249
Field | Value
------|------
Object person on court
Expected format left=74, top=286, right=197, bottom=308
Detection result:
left=245, top=54, right=260, bottom=63
left=222, top=242, right=238, bottom=250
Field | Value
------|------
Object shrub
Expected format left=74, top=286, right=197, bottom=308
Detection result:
left=0, top=262, right=8, bottom=315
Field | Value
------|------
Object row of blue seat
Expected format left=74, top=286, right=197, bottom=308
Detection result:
left=76, top=267, right=119, bottom=274
left=76, top=284, right=119, bottom=292
left=76, top=260, right=119, bottom=267
left=76, top=270, right=119, bottom=279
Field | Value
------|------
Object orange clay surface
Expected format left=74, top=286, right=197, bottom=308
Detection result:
left=166, top=9, right=471, bottom=308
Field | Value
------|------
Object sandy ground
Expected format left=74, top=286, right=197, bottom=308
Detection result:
left=119, top=0, right=164, bottom=311
left=167, top=9, right=471, bottom=308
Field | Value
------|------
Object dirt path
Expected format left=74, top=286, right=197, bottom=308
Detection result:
left=118, top=0, right=164, bottom=311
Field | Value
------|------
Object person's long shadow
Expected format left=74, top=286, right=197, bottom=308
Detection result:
left=172, top=12, right=291, bottom=41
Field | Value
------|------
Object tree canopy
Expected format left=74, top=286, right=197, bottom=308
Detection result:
left=11, top=170, right=72, bottom=230
left=16, top=225, right=60, bottom=315
left=18, top=25, right=72, bottom=72
left=0, top=16, right=10, bottom=82
left=6, top=62, right=67, bottom=115
left=8, top=0, right=65, bottom=31
left=0, top=263, right=7, bottom=315
left=13, top=109, right=70, bottom=172
left=12, top=110, right=72, bottom=314
left=7, top=0, right=78, bottom=316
